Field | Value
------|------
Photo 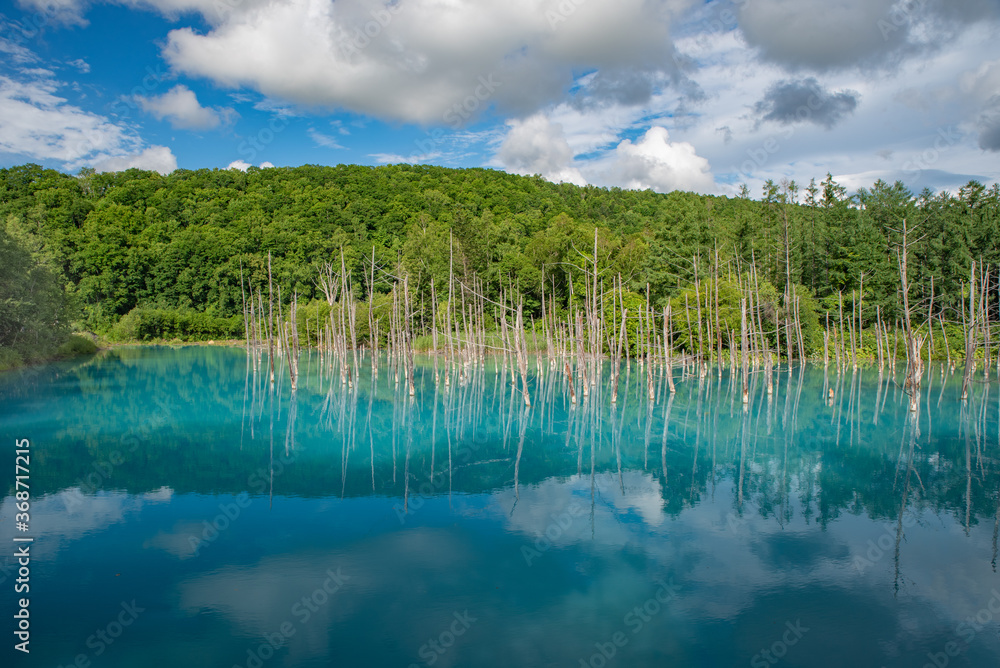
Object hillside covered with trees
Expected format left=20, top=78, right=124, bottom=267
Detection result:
left=1, top=162, right=998, bottom=363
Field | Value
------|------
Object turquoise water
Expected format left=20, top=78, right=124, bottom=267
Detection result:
left=2, top=346, right=999, bottom=668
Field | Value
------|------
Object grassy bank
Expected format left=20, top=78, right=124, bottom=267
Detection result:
left=0, top=334, right=99, bottom=372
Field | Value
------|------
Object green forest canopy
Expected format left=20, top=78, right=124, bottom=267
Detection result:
left=1, top=162, right=998, bottom=353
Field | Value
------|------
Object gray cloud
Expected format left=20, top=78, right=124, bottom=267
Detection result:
left=929, top=0, right=1000, bottom=25
left=978, top=99, right=1000, bottom=152
left=568, top=51, right=704, bottom=114
left=753, top=78, right=859, bottom=129
left=583, top=69, right=664, bottom=107
left=159, top=0, right=697, bottom=126
left=738, top=0, right=906, bottom=71
left=958, top=60, right=1000, bottom=152
left=737, top=0, right=1000, bottom=73
left=889, top=168, right=989, bottom=191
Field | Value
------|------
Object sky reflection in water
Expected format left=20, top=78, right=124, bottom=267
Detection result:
left=1, top=346, right=999, bottom=668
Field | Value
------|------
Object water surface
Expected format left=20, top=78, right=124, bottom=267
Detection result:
left=2, top=347, right=999, bottom=668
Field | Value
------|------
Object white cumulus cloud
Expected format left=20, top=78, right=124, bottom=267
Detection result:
left=369, top=151, right=441, bottom=164
left=158, top=0, right=694, bottom=125
left=92, top=145, right=177, bottom=173
left=0, top=74, right=138, bottom=161
left=498, top=113, right=586, bottom=185
left=227, top=159, right=276, bottom=170
left=602, top=125, right=714, bottom=192
left=498, top=113, right=714, bottom=193
left=137, top=84, right=233, bottom=129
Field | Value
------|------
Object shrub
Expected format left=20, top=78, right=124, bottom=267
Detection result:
left=108, top=306, right=243, bottom=342
left=56, top=335, right=98, bottom=358
left=0, top=346, right=24, bottom=371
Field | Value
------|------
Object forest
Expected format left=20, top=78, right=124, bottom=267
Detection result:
left=1, top=162, right=998, bottom=370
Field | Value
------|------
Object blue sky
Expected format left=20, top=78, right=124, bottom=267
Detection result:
left=1, top=0, right=998, bottom=197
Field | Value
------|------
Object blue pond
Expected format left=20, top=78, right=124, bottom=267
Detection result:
left=1, top=346, right=999, bottom=668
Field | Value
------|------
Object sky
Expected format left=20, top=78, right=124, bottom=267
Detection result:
left=1, top=0, right=998, bottom=198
